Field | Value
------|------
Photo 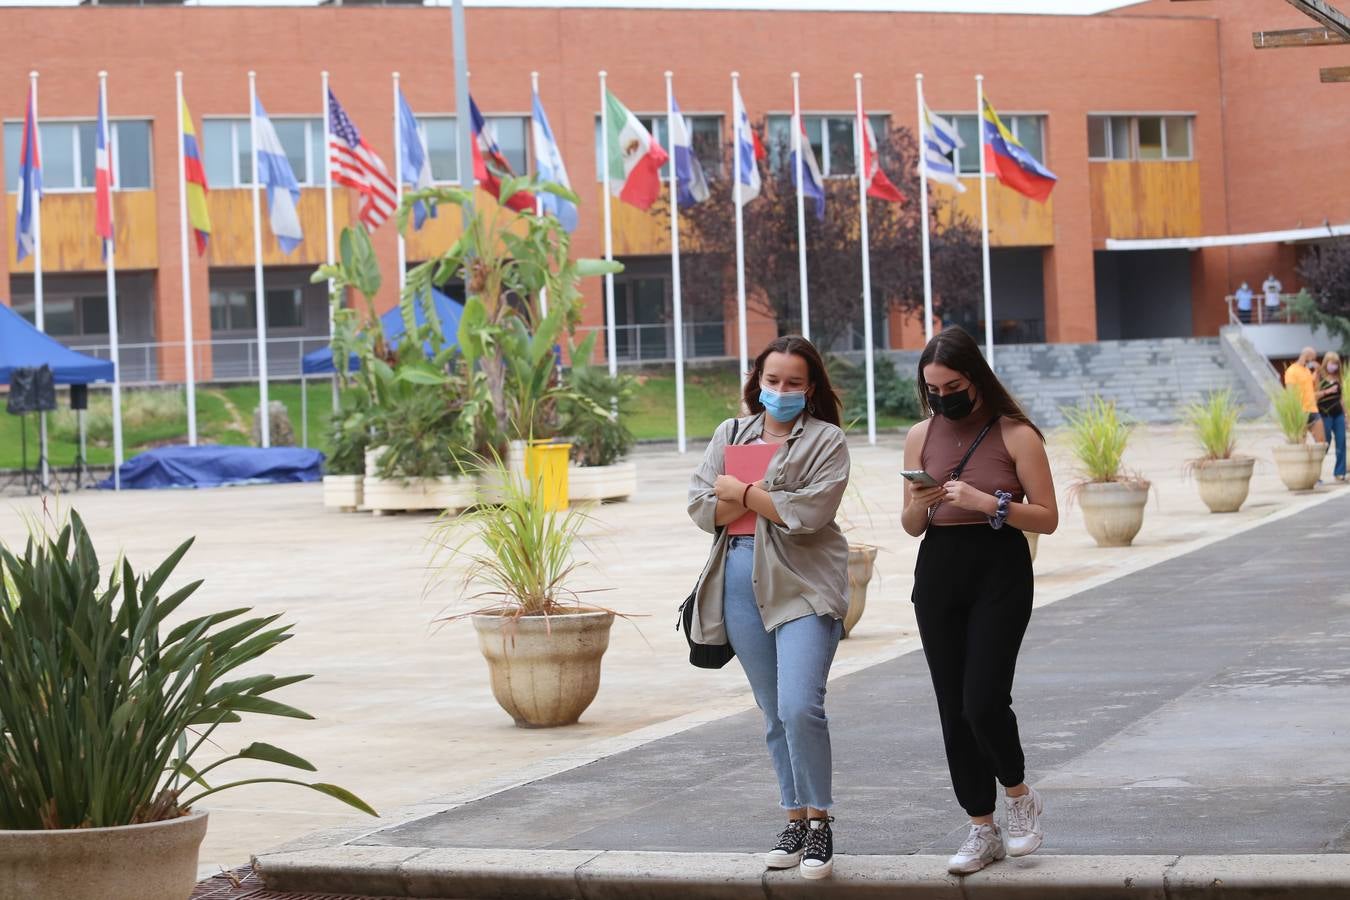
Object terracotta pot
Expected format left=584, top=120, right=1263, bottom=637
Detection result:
left=1077, top=480, right=1149, bottom=548
left=568, top=460, right=638, bottom=503
left=471, top=610, right=615, bottom=727
left=842, top=544, right=877, bottom=638
left=322, top=474, right=364, bottom=511
left=0, top=810, right=208, bottom=900
left=1192, top=456, right=1256, bottom=513
left=1272, top=443, right=1327, bottom=492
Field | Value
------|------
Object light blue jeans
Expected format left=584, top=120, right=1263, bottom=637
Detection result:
left=1323, top=412, right=1347, bottom=478
left=722, top=535, right=843, bottom=810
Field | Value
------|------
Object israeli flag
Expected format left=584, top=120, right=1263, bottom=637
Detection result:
left=253, top=97, right=304, bottom=253
left=398, top=89, right=437, bottom=230
left=922, top=104, right=966, bottom=193
left=531, top=90, right=578, bottom=232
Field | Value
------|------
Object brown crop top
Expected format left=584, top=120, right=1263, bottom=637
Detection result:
left=920, top=414, right=1025, bottom=526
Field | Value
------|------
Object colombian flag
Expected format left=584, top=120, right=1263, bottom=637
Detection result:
left=181, top=97, right=212, bottom=254
left=982, top=98, right=1056, bottom=204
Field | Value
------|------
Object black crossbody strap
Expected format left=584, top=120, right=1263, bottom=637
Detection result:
left=928, top=415, right=1000, bottom=525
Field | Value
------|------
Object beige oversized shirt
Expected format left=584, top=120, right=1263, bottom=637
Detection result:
left=686, top=412, right=851, bottom=645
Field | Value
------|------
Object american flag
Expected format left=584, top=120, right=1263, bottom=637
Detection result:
left=327, top=89, right=396, bottom=229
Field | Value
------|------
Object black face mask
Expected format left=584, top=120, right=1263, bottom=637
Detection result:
left=928, top=387, right=976, bottom=421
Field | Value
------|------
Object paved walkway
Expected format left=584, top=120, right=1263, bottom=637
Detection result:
left=341, top=491, right=1350, bottom=858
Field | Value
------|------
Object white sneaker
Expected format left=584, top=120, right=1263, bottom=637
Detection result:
left=763, top=819, right=807, bottom=869
left=1005, top=787, right=1044, bottom=857
left=946, top=822, right=1005, bottom=875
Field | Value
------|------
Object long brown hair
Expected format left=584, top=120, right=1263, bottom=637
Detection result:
left=918, top=326, right=1042, bottom=439
left=742, top=335, right=842, bottom=428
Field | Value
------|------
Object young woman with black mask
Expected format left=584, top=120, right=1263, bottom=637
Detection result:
left=901, top=327, right=1059, bottom=875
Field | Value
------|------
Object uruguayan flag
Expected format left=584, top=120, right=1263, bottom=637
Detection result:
left=922, top=105, right=966, bottom=193
left=531, top=90, right=578, bottom=232
left=253, top=98, right=303, bottom=253
left=398, top=89, right=437, bottom=230
left=670, top=98, right=709, bottom=207
left=733, top=84, right=761, bottom=206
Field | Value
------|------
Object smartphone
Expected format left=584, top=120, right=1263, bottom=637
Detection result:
left=900, top=469, right=941, bottom=489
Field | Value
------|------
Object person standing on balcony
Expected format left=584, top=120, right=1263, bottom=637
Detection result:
left=1263, top=274, right=1284, bottom=321
left=1316, top=351, right=1345, bottom=482
left=1285, top=347, right=1327, bottom=445
left=1235, top=282, right=1254, bottom=324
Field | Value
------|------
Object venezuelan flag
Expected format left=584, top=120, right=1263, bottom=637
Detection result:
left=982, top=98, right=1056, bottom=204
left=181, top=97, right=212, bottom=254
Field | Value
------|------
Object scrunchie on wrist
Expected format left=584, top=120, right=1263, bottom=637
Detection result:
left=989, top=490, right=1013, bottom=529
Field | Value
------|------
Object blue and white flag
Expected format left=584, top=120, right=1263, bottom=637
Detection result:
left=530, top=90, right=577, bottom=232
left=921, top=104, right=965, bottom=193
left=252, top=97, right=303, bottom=254
left=732, top=83, right=761, bottom=207
left=789, top=112, right=825, bottom=220
left=397, top=89, right=436, bottom=230
left=15, top=85, right=41, bottom=263
left=670, top=98, right=708, bottom=207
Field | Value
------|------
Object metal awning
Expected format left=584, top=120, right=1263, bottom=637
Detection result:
left=1104, top=222, right=1350, bottom=251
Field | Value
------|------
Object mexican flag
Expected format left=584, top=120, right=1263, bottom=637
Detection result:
left=605, top=90, right=668, bottom=211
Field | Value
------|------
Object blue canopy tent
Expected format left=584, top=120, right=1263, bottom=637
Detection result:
left=1, top=301, right=115, bottom=490
left=302, top=289, right=464, bottom=375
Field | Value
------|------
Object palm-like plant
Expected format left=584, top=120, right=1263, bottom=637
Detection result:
left=0, top=513, right=374, bottom=830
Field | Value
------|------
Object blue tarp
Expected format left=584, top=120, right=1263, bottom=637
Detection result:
left=302, top=289, right=464, bottom=375
left=0, top=302, right=115, bottom=385
left=97, top=446, right=324, bottom=490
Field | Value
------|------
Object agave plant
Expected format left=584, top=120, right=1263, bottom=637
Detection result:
left=0, top=513, right=375, bottom=830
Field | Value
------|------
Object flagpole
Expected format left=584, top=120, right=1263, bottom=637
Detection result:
left=854, top=74, right=877, bottom=446
left=99, top=72, right=124, bottom=490
left=917, top=73, right=935, bottom=346
left=732, top=71, right=749, bottom=381
left=791, top=72, right=810, bottom=341
left=175, top=72, right=199, bottom=446
left=249, top=71, right=271, bottom=448
left=451, top=0, right=474, bottom=229
left=531, top=70, right=548, bottom=318
left=30, top=71, right=49, bottom=489
left=666, top=71, right=688, bottom=455
left=599, top=70, right=618, bottom=378
left=392, top=72, right=408, bottom=299
left=975, top=74, right=994, bottom=369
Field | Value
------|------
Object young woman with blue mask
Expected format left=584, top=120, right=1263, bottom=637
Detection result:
left=687, top=336, right=850, bottom=880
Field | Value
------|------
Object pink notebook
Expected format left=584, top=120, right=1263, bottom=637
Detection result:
left=725, top=443, right=780, bottom=535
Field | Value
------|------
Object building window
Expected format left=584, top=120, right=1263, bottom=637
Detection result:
left=4, top=120, right=152, bottom=192
left=13, top=296, right=113, bottom=337
left=208, top=287, right=305, bottom=331
left=415, top=115, right=530, bottom=185
left=201, top=118, right=330, bottom=187
left=945, top=114, right=1046, bottom=174
left=1088, top=115, right=1192, bottom=161
left=593, top=114, right=723, bottom=181
left=764, top=114, right=889, bottom=178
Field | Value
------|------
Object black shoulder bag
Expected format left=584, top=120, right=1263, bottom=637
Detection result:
left=677, top=418, right=741, bottom=669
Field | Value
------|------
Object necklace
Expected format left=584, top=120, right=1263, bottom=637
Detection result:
left=763, top=424, right=792, bottom=437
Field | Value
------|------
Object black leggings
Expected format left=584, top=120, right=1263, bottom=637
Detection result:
left=912, top=524, right=1034, bottom=818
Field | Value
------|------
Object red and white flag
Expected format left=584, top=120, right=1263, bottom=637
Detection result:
left=327, top=89, right=397, bottom=229
left=95, top=87, right=114, bottom=250
left=861, top=115, right=904, bottom=204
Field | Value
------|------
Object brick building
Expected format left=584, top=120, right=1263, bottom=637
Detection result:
left=1, top=0, right=1343, bottom=381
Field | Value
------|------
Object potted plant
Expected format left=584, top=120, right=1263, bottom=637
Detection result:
left=1271, top=384, right=1327, bottom=491
left=1184, top=389, right=1256, bottom=513
left=1064, top=397, right=1150, bottom=547
left=430, top=455, right=615, bottom=728
left=323, top=403, right=369, bottom=511
left=0, top=514, right=373, bottom=900
left=560, top=332, right=639, bottom=503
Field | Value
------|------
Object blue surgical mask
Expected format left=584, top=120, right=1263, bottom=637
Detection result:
left=760, top=386, right=807, bottom=423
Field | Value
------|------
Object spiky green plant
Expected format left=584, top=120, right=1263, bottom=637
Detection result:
left=1272, top=384, right=1310, bottom=444
left=0, top=513, right=375, bottom=829
left=1063, top=396, right=1132, bottom=483
left=1185, top=389, right=1241, bottom=461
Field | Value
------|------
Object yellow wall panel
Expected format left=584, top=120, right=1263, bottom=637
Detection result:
left=205, top=188, right=349, bottom=268
left=1089, top=161, right=1203, bottom=240
left=934, top=178, right=1055, bottom=247
left=7, top=192, right=158, bottom=273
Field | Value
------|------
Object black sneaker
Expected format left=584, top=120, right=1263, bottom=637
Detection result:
left=764, top=819, right=808, bottom=869
left=800, top=816, right=834, bottom=879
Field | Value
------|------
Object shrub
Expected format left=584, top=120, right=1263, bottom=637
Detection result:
left=834, top=356, right=922, bottom=425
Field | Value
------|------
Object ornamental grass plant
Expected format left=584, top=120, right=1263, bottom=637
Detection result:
left=1184, top=389, right=1241, bottom=462
left=1272, top=384, right=1311, bottom=444
left=1063, top=396, right=1139, bottom=485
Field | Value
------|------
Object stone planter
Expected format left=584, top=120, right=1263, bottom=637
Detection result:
left=363, top=475, right=477, bottom=514
left=1272, top=443, right=1327, bottom=492
left=568, top=460, right=638, bottom=503
left=322, top=474, right=364, bottom=511
left=1077, top=480, right=1150, bottom=548
left=1192, top=456, right=1256, bottom=513
left=842, top=544, right=877, bottom=638
left=1024, top=531, right=1039, bottom=562
left=471, top=610, right=615, bottom=727
left=0, top=810, right=208, bottom=900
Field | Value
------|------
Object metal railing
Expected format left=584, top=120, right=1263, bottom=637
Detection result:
left=1225, top=293, right=1303, bottom=327
left=69, top=336, right=335, bottom=385
left=574, top=321, right=728, bottom=365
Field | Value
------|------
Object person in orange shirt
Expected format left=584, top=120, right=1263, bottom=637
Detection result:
left=1284, top=346, right=1327, bottom=444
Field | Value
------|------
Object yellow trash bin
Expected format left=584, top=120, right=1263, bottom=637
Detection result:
left=525, top=440, right=571, bottom=511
